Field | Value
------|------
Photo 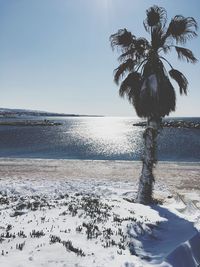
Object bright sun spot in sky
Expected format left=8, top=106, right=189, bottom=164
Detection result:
left=94, top=0, right=113, bottom=14
left=97, top=0, right=111, bottom=9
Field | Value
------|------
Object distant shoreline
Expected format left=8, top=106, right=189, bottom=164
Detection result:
left=0, top=107, right=104, bottom=118
left=0, top=117, right=199, bottom=128
left=0, top=120, right=62, bottom=126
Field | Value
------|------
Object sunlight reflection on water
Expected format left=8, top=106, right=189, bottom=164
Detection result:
left=65, top=117, right=143, bottom=158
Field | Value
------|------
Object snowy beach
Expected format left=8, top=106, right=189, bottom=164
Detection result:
left=0, top=159, right=200, bottom=267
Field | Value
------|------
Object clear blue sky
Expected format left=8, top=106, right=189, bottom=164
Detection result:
left=0, top=0, right=199, bottom=116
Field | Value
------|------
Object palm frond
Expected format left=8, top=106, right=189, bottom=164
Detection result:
left=159, top=31, right=174, bottom=53
left=118, top=49, right=143, bottom=63
left=143, top=5, right=167, bottom=32
left=114, top=59, right=135, bottom=84
left=166, top=16, right=198, bottom=44
left=157, top=78, right=176, bottom=116
left=151, top=26, right=166, bottom=50
left=119, top=72, right=141, bottom=97
left=135, top=38, right=150, bottom=54
left=175, top=46, right=197, bottom=63
left=117, top=38, right=149, bottom=62
left=119, top=72, right=142, bottom=116
left=118, top=48, right=136, bottom=62
left=169, top=69, right=188, bottom=94
left=110, top=29, right=135, bottom=51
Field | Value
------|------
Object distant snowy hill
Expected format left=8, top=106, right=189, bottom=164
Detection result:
left=0, top=108, right=101, bottom=117
left=0, top=108, right=73, bottom=117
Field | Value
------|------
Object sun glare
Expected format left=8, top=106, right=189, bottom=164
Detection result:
left=95, top=0, right=112, bottom=11
left=101, top=0, right=111, bottom=10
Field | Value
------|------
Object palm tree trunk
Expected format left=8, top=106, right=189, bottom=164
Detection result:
left=136, top=117, right=160, bottom=205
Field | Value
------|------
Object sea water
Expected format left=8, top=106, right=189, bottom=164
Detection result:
left=0, top=117, right=199, bottom=161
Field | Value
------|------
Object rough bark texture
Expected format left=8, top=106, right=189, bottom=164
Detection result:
left=136, top=119, right=159, bottom=205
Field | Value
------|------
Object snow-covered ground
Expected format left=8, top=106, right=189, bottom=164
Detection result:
left=0, top=159, right=200, bottom=267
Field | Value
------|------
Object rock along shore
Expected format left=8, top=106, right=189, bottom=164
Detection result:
left=133, top=120, right=200, bottom=129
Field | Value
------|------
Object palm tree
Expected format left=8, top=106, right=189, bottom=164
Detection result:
left=110, top=6, right=198, bottom=205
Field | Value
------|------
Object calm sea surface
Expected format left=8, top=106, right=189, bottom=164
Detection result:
left=0, top=117, right=199, bottom=162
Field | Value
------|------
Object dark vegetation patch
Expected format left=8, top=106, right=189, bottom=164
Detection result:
left=30, top=230, right=45, bottom=238
left=50, top=235, right=85, bottom=256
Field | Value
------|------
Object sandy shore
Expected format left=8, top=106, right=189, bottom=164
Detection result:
left=0, top=158, right=199, bottom=193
